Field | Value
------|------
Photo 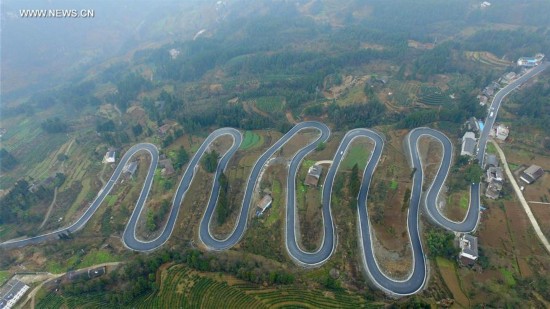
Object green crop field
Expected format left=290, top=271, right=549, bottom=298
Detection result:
left=459, top=193, right=469, bottom=209
left=266, top=180, right=282, bottom=226
left=390, top=180, right=398, bottom=190
left=486, top=143, right=497, bottom=154
left=341, top=143, right=371, bottom=171
left=240, top=131, right=262, bottom=150
left=0, top=271, right=11, bottom=286
left=255, top=96, right=285, bottom=113
left=500, top=268, right=517, bottom=287
left=79, top=250, right=118, bottom=268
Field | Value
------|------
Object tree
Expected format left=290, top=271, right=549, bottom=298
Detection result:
left=455, top=155, right=469, bottom=168
left=173, top=146, right=189, bottom=170
left=464, top=164, right=483, bottom=183
left=349, top=163, right=360, bottom=197
left=216, top=172, right=230, bottom=225
left=146, top=210, right=156, bottom=232
left=41, top=117, right=69, bottom=133
left=132, top=123, right=143, bottom=137
left=316, top=141, right=326, bottom=151
left=426, top=228, right=457, bottom=258
left=202, top=150, right=219, bottom=173
left=0, top=149, right=18, bottom=171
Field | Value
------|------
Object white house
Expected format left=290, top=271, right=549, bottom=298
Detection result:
left=103, top=150, right=115, bottom=163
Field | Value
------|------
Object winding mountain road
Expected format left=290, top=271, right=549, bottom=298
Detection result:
left=1, top=63, right=546, bottom=296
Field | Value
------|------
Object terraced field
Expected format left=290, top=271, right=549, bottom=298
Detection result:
left=417, top=86, right=450, bottom=106
left=387, top=80, right=420, bottom=106
left=465, top=51, right=512, bottom=69
left=255, top=96, right=285, bottom=113
left=37, top=291, right=111, bottom=309
left=133, top=265, right=376, bottom=308
left=240, top=131, right=263, bottom=150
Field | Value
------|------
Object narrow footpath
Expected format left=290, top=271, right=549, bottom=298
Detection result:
left=491, top=140, right=550, bottom=254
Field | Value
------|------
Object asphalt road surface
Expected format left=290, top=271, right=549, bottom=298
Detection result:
left=477, top=62, right=550, bottom=166
left=1, top=64, right=546, bottom=296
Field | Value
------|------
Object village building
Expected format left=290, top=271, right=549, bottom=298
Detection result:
left=486, top=166, right=504, bottom=183
left=520, top=165, right=544, bottom=184
left=103, top=150, right=116, bottom=163
left=460, top=132, right=477, bottom=157
left=159, top=159, right=175, bottom=176
left=0, top=278, right=30, bottom=309
left=494, top=124, right=509, bottom=141
left=168, top=48, right=181, bottom=59
left=256, top=194, right=273, bottom=217
left=480, top=1, right=491, bottom=8
left=517, top=54, right=544, bottom=67
left=459, top=234, right=479, bottom=266
left=478, top=95, right=488, bottom=106
left=304, top=165, right=323, bottom=187
left=123, top=161, right=138, bottom=178
left=67, top=266, right=106, bottom=282
left=158, top=124, right=171, bottom=136
left=484, top=154, right=498, bottom=169
left=466, top=117, right=480, bottom=132
left=501, top=72, right=516, bottom=84
left=485, top=180, right=503, bottom=199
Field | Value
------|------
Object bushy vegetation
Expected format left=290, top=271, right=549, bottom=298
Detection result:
left=201, top=150, right=219, bottom=173
left=509, top=77, right=550, bottom=136
left=464, top=29, right=550, bottom=60
left=328, top=101, right=387, bottom=129
left=0, top=180, right=50, bottom=224
left=216, top=172, right=231, bottom=225
left=51, top=249, right=298, bottom=306
left=0, top=149, right=17, bottom=172
left=41, top=117, right=69, bottom=133
left=426, top=228, right=458, bottom=259
left=172, top=146, right=189, bottom=170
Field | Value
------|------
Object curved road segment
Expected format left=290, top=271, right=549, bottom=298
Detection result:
left=1, top=63, right=546, bottom=296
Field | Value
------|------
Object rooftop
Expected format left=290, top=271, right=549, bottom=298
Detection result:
left=159, top=159, right=175, bottom=176
left=484, top=154, right=498, bottom=168
left=487, top=166, right=504, bottom=182
left=520, top=165, right=544, bottom=184
left=460, top=234, right=478, bottom=261
left=461, top=132, right=477, bottom=156
left=123, top=161, right=138, bottom=176
left=256, top=195, right=273, bottom=216
left=0, top=278, right=29, bottom=309
left=305, top=165, right=323, bottom=187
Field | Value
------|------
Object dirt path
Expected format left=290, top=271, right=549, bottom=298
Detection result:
left=492, top=140, right=550, bottom=254
left=113, top=104, right=123, bottom=125
left=98, top=162, right=108, bottom=187
left=285, top=111, right=297, bottom=124
left=37, top=137, right=75, bottom=230
left=60, top=137, right=75, bottom=173
left=248, top=101, right=270, bottom=118
left=38, top=187, right=57, bottom=230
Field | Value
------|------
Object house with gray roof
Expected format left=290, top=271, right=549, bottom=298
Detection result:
left=459, top=234, right=478, bottom=265
left=461, top=132, right=477, bottom=157
left=484, top=154, right=498, bottom=169
left=520, top=165, right=544, bottom=184
left=305, top=165, right=323, bottom=187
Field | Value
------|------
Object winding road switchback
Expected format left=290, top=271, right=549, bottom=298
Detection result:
left=1, top=62, right=547, bottom=296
